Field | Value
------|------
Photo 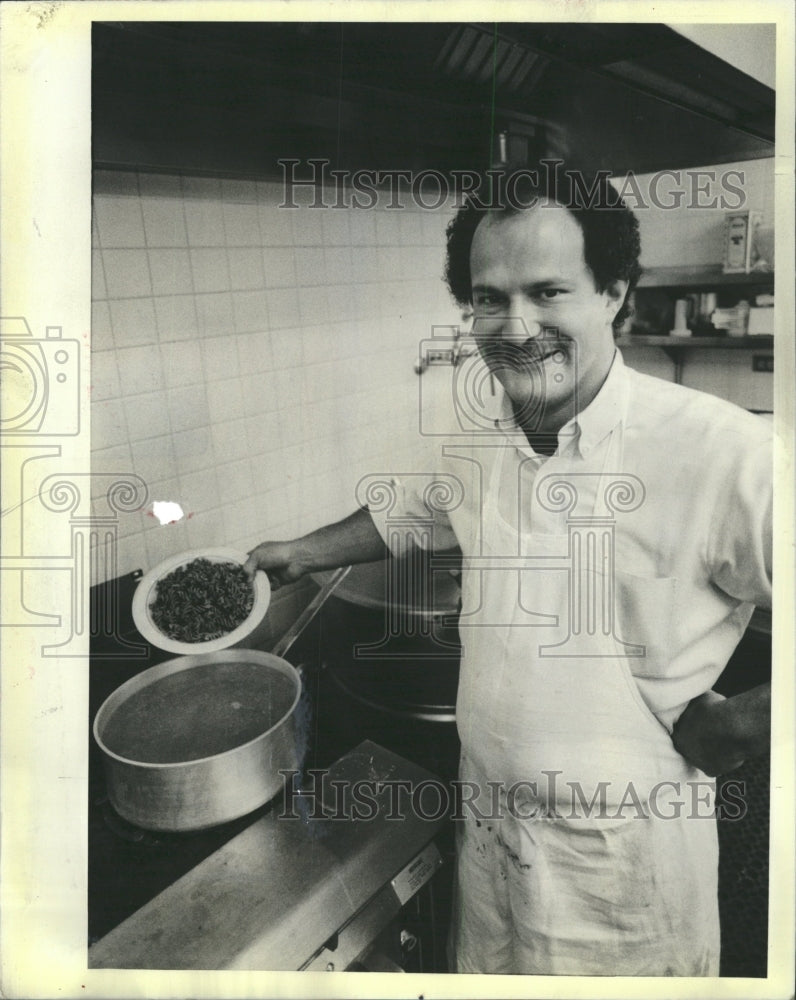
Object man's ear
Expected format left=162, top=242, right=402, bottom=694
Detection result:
left=603, top=279, right=629, bottom=320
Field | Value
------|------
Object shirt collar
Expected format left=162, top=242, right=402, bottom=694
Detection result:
left=491, top=348, right=628, bottom=458
left=570, top=349, right=628, bottom=456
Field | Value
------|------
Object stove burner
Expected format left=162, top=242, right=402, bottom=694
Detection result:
left=99, top=797, right=165, bottom=847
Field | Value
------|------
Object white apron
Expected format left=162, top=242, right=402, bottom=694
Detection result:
left=449, top=421, right=720, bottom=976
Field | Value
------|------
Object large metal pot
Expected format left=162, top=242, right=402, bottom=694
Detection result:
left=93, top=649, right=301, bottom=832
left=313, top=549, right=462, bottom=620
left=314, top=552, right=463, bottom=730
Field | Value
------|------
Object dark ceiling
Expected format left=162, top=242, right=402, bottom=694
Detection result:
left=93, top=21, right=775, bottom=177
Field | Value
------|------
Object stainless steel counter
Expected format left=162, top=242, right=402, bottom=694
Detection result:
left=89, top=740, right=445, bottom=971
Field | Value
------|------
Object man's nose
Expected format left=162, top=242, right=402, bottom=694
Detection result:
left=499, top=311, right=543, bottom=345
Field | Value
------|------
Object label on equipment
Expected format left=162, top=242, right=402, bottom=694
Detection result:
left=390, top=842, right=442, bottom=906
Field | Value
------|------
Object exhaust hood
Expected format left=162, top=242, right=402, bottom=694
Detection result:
left=93, top=21, right=774, bottom=177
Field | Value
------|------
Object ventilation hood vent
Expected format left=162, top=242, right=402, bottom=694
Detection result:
left=434, top=24, right=550, bottom=96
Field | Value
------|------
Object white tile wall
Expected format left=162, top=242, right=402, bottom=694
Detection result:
left=97, top=165, right=770, bottom=588
left=92, top=169, right=461, bottom=583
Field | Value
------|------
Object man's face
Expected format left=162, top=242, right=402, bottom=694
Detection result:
left=469, top=205, right=627, bottom=433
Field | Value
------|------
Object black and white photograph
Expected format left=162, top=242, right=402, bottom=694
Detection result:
left=1, top=3, right=794, bottom=998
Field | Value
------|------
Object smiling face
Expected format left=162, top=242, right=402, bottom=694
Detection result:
left=469, top=204, right=628, bottom=435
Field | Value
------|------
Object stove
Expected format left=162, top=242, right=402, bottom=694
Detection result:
left=88, top=571, right=452, bottom=971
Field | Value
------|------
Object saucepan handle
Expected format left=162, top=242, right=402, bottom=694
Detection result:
left=271, top=565, right=352, bottom=661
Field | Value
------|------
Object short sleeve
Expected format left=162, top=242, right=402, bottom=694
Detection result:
left=367, top=474, right=459, bottom=558
left=707, top=426, right=773, bottom=610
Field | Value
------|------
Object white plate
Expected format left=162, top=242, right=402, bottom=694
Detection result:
left=132, top=547, right=271, bottom=655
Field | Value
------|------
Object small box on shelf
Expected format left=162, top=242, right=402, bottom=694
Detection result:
left=723, top=211, right=762, bottom=274
left=747, top=307, right=774, bottom=337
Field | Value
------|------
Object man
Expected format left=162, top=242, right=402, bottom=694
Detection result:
left=245, top=168, right=772, bottom=975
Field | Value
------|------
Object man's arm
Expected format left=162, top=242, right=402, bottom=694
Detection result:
left=244, top=507, right=389, bottom=589
left=672, top=683, right=771, bottom=777
left=675, top=422, right=774, bottom=776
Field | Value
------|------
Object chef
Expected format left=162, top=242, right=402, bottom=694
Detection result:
left=245, top=167, right=772, bottom=975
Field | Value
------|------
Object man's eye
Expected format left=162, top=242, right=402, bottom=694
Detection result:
left=474, top=294, right=503, bottom=309
left=538, top=289, right=563, bottom=300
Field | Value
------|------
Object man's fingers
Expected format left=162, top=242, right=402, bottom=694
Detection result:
left=244, top=541, right=294, bottom=589
left=243, top=552, right=259, bottom=581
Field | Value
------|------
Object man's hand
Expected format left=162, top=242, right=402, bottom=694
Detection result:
left=672, top=684, right=771, bottom=777
left=244, top=540, right=307, bottom=591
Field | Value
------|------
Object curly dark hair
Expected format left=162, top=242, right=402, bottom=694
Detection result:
left=444, top=166, right=642, bottom=331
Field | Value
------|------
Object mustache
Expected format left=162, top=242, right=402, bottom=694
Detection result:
left=479, top=340, right=569, bottom=366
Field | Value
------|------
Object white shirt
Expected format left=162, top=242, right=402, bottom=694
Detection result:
left=369, top=351, right=773, bottom=731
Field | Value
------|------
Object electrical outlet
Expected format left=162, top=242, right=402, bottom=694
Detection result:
left=752, top=355, right=774, bottom=373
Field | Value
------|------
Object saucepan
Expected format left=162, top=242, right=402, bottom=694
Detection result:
left=94, top=565, right=351, bottom=832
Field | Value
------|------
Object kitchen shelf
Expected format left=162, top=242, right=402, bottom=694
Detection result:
left=637, top=266, right=774, bottom=289
left=628, top=267, right=775, bottom=383
left=617, top=335, right=774, bottom=383
left=618, top=335, right=773, bottom=349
